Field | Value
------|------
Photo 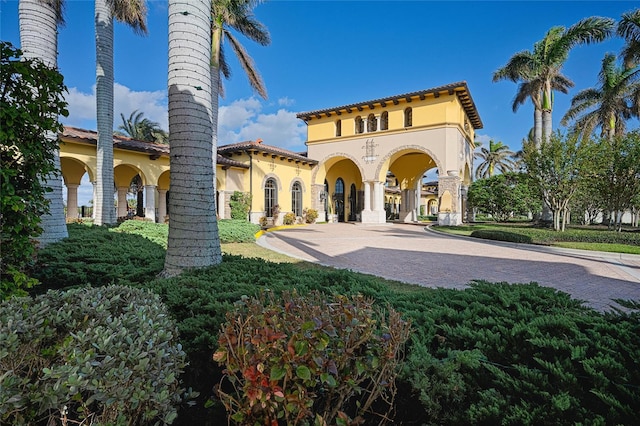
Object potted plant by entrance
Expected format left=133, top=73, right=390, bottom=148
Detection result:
left=328, top=203, right=337, bottom=223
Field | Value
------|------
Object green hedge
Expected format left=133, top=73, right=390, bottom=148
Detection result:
left=217, top=219, right=260, bottom=243
left=470, top=229, right=534, bottom=244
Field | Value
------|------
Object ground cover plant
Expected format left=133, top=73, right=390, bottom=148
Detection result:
left=0, top=285, right=189, bottom=425
left=436, top=222, right=640, bottom=254
left=21, top=222, right=640, bottom=425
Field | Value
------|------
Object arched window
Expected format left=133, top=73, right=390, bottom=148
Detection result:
left=291, top=181, right=302, bottom=216
left=380, top=111, right=389, bottom=130
left=355, top=116, right=364, bottom=134
left=335, top=119, right=342, bottom=137
left=367, top=113, right=377, bottom=132
left=265, top=178, right=277, bottom=217
left=404, top=107, right=413, bottom=127
left=334, top=178, right=345, bottom=222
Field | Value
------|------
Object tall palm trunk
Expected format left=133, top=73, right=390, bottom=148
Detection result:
left=533, top=108, right=543, bottom=147
left=94, top=0, right=116, bottom=225
left=163, top=0, right=221, bottom=276
left=18, top=0, right=68, bottom=246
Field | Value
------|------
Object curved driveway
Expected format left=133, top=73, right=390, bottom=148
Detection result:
left=257, top=223, right=640, bottom=311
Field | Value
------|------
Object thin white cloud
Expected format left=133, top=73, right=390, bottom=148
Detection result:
left=278, top=97, right=295, bottom=107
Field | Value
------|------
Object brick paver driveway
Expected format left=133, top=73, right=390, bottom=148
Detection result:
left=257, top=223, right=640, bottom=311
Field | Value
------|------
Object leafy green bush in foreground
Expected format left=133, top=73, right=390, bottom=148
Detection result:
left=27, top=223, right=640, bottom=425
left=470, top=229, right=533, bottom=244
left=0, top=285, right=189, bottom=425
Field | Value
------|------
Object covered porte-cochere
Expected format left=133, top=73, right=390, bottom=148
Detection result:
left=298, top=81, right=482, bottom=226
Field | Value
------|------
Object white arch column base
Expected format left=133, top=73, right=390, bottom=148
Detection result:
left=361, top=181, right=386, bottom=224
left=144, top=185, right=157, bottom=222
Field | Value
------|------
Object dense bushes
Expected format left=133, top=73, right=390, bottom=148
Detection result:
left=214, top=291, right=411, bottom=425
left=0, top=285, right=189, bottom=425
left=218, top=219, right=260, bottom=243
left=21, top=224, right=640, bottom=424
left=470, top=229, right=534, bottom=244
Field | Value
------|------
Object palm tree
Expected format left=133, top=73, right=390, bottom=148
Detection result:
left=618, top=9, right=640, bottom=67
left=18, top=0, right=68, bottom=246
left=561, top=53, right=640, bottom=140
left=115, top=110, right=168, bottom=143
left=94, top=0, right=148, bottom=226
left=163, top=0, right=218, bottom=276
left=474, top=140, right=517, bottom=179
left=494, top=17, right=614, bottom=145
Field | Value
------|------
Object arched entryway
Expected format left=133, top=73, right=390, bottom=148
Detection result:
left=334, top=178, right=345, bottom=222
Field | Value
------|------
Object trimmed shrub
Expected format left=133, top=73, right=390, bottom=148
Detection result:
left=282, top=212, right=296, bottom=225
left=0, top=285, right=190, bottom=425
left=31, top=223, right=165, bottom=291
left=470, top=229, right=533, bottom=244
left=303, top=208, right=318, bottom=224
left=218, top=219, right=260, bottom=243
left=229, top=191, right=251, bottom=220
left=213, top=291, right=411, bottom=425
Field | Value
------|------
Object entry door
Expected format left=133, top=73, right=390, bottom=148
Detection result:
left=349, top=183, right=357, bottom=221
left=335, top=178, right=345, bottom=222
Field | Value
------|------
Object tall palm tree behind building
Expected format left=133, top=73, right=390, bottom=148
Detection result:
left=116, top=110, right=168, bottom=144
left=561, top=53, right=640, bottom=140
left=18, top=0, right=68, bottom=246
left=94, top=0, right=148, bottom=226
left=474, top=140, right=516, bottom=179
left=493, top=17, right=614, bottom=145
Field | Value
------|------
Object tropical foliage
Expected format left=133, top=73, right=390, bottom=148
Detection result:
left=493, top=17, right=615, bottom=144
left=561, top=53, right=640, bottom=139
left=0, top=42, right=68, bottom=299
left=474, top=140, right=516, bottom=178
left=467, top=173, right=540, bottom=222
left=115, top=109, right=168, bottom=143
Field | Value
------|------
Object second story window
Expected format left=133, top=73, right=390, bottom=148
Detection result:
left=367, top=113, right=377, bottom=132
left=404, top=107, right=413, bottom=127
left=380, top=111, right=389, bottom=130
left=336, top=119, right=342, bottom=137
left=355, top=116, right=364, bottom=134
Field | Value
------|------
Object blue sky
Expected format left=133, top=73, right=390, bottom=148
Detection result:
left=0, top=1, right=636, bottom=203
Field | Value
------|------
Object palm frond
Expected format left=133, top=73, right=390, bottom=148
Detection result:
left=111, top=0, right=148, bottom=35
left=225, top=29, right=267, bottom=99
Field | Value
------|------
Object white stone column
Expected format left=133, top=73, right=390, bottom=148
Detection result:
left=158, top=189, right=168, bottom=223
left=66, top=184, right=79, bottom=221
left=144, top=185, right=157, bottom=222
left=91, top=181, right=97, bottom=219
left=116, top=186, right=128, bottom=218
left=363, top=181, right=371, bottom=211
left=217, top=190, right=225, bottom=219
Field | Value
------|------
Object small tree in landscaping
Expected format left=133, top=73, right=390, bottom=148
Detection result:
left=523, top=132, right=593, bottom=231
left=229, top=191, right=252, bottom=220
left=467, top=173, right=540, bottom=222
left=0, top=42, right=68, bottom=299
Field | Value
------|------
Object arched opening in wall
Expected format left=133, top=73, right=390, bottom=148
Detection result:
left=404, top=107, right=413, bottom=127
left=385, top=149, right=437, bottom=223
left=291, top=181, right=302, bottom=216
left=380, top=111, right=389, bottom=130
left=60, top=156, right=95, bottom=220
left=264, top=177, right=278, bottom=217
left=129, top=174, right=144, bottom=217
left=348, top=183, right=357, bottom=221
left=355, top=116, right=364, bottom=134
left=324, top=179, right=329, bottom=222
left=367, top=113, right=377, bottom=132
left=334, top=178, right=345, bottom=222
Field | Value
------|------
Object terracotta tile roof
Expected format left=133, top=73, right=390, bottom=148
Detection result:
left=60, top=126, right=248, bottom=169
left=296, top=81, right=483, bottom=129
left=218, top=140, right=318, bottom=165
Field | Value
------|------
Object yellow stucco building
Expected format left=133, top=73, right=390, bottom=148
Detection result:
left=58, top=81, right=482, bottom=226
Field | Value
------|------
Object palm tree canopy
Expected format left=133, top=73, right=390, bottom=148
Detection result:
left=211, top=0, right=270, bottom=99
left=110, top=0, right=148, bottom=35
left=561, top=53, right=640, bottom=139
left=474, top=140, right=517, bottom=179
left=116, top=110, right=168, bottom=143
left=617, top=9, right=640, bottom=67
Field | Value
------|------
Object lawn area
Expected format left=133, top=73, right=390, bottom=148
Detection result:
left=3, top=220, right=639, bottom=425
left=433, top=222, right=640, bottom=254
